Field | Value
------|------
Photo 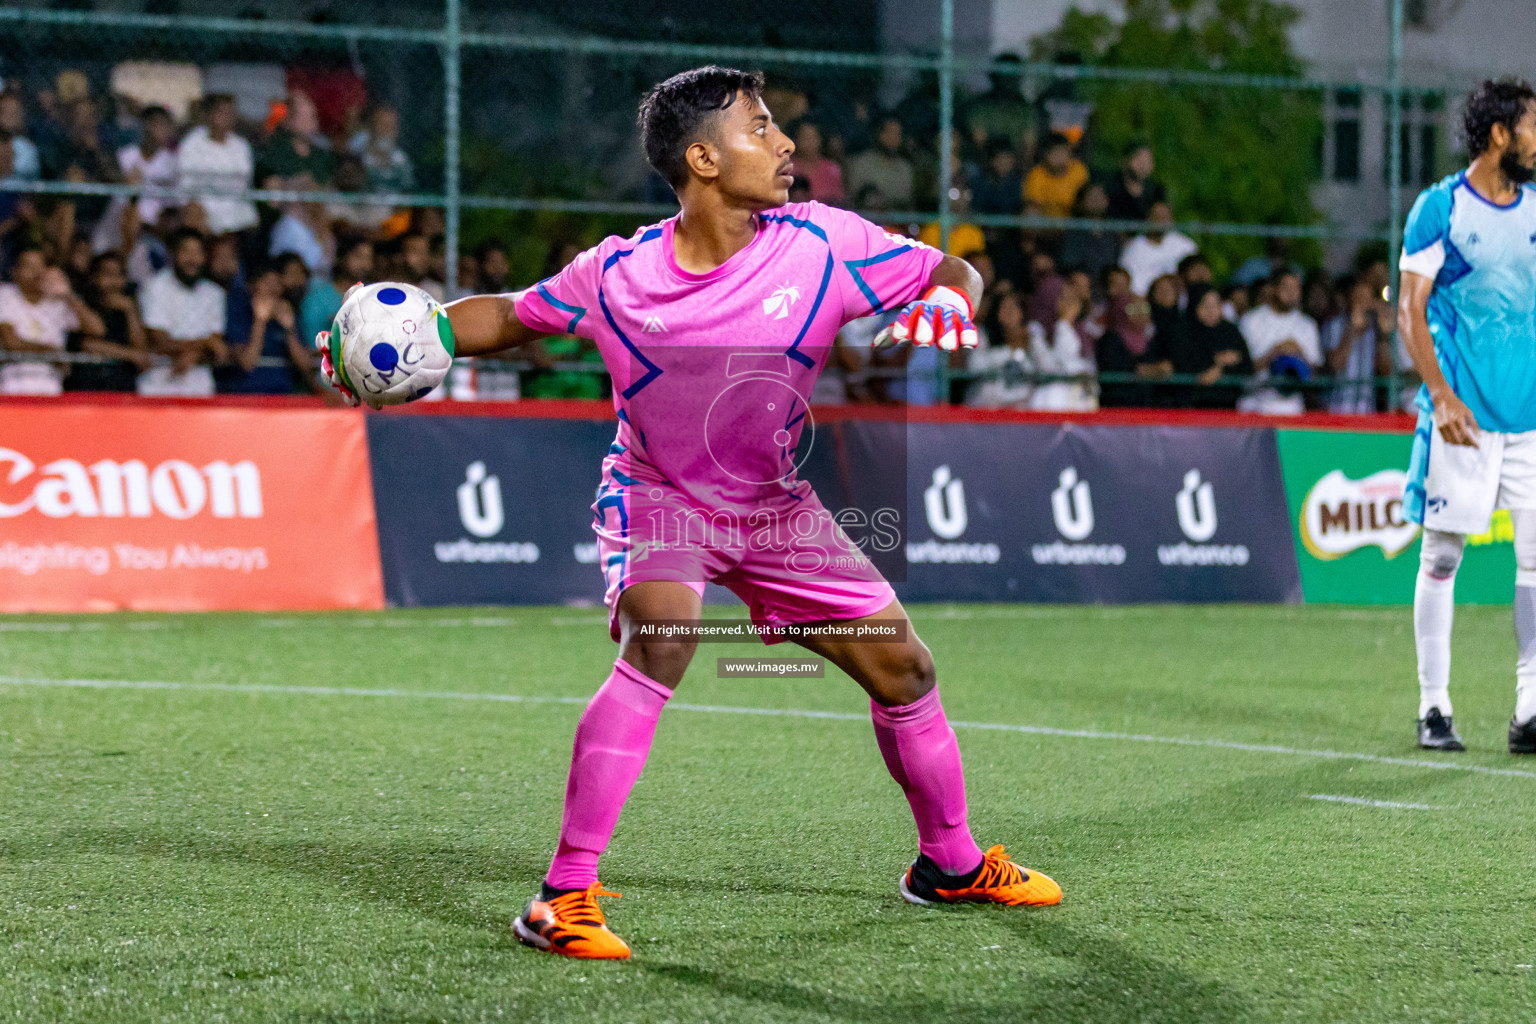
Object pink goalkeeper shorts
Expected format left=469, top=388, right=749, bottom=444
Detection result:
left=590, top=455, right=895, bottom=644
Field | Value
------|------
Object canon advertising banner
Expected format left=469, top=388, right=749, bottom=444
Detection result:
left=895, top=422, right=1302, bottom=604
left=366, top=415, right=617, bottom=607
left=0, top=404, right=384, bottom=612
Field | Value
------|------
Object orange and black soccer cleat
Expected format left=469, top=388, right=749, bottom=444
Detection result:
left=899, top=844, right=1062, bottom=907
left=513, top=882, right=631, bottom=959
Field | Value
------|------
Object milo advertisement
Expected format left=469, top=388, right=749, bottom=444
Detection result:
left=1276, top=429, right=1514, bottom=604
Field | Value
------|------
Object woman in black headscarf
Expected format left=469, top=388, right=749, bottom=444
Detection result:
left=1172, top=282, right=1253, bottom=409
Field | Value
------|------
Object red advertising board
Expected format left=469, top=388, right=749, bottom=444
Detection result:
left=0, top=402, right=384, bottom=612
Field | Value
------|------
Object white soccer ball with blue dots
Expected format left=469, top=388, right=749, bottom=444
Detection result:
left=331, top=282, right=455, bottom=407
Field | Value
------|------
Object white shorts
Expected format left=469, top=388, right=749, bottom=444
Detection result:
left=1405, top=408, right=1536, bottom=535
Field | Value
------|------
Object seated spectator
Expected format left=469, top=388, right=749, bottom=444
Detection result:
left=137, top=227, right=226, bottom=397
left=1022, top=132, right=1088, bottom=220
left=1237, top=269, right=1321, bottom=415
left=473, top=240, right=509, bottom=294
left=1178, top=252, right=1213, bottom=291
left=52, top=98, right=118, bottom=224
left=301, top=235, right=373, bottom=344
left=1323, top=274, right=1394, bottom=414
left=967, top=290, right=1035, bottom=410
left=1095, top=293, right=1169, bottom=407
left=349, top=104, right=414, bottom=194
left=0, top=92, right=41, bottom=180
left=1120, top=201, right=1198, bottom=296
left=64, top=233, right=94, bottom=295
left=963, top=54, right=1038, bottom=167
left=970, top=137, right=1023, bottom=216
left=217, top=255, right=313, bottom=394
left=1028, top=284, right=1096, bottom=410
left=1175, top=282, right=1253, bottom=409
left=268, top=177, right=334, bottom=275
left=1058, top=181, right=1117, bottom=285
left=1105, top=142, right=1166, bottom=222
left=259, top=90, right=333, bottom=187
left=916, top=187, right=985, bottom=257
left=0, top=245, right=105, bottom=395
left=792, top=121, right=843, bottom=204
left=1305, top=273, right=1340, bottom=327
left=401, top=231, right=444, bottom=301
left=121, top=105, right=179, bottom=224
left=1146, top=272, right=1186, bottom=397
left=178, top=95, right=258, bottom=236
left=1222, top=281, right=1252, bottom=322
left=71, top=252, right=151, bottom=392
left=846, top=117, right=914, bottom=211
left=327, top=154, right=392, bottom=232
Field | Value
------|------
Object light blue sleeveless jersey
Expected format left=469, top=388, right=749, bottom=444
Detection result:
left=1400, top=171, right=1536, bottom=433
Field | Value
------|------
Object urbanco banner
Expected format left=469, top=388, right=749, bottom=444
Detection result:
left=0, top=403, right=384, bottom=611
left=890, top=422, right=1301, bottom=603
left=366, top=415, right=618, bottom=607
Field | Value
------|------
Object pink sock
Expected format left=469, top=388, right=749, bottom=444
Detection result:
left=870, top=687, right=984, bottom=875
left=544, top=659, right=673, bottom=890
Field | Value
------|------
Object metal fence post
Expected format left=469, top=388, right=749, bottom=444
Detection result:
left=443, top=0, right=461, bottom=300
left=936, top=0, right=955, bottom=404
left=938, top=0, right=954, bottom=253
left=1387, top=0, right=1404, bottom=303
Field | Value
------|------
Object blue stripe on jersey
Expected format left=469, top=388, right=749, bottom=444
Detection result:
left=598, top=228, right=665, bottom=400
left=760, top=211, right=835, bottom=369
left=843, top=245, right=916, bottom=315
left=535, top=281, right=587, bottom=334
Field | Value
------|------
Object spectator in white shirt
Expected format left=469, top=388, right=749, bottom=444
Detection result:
left=93, top=105, right=181, bottom=255
left=0, top=246, right=106, bottom=395
left=176, top=94, right=257, bottom=236
left=1237, top=269, right=1321, bottom=415
left=1119, top=200, right=1199, bottom=296
left=119, top=105, right=179, bottom=225
left=137, top=228, right=227, bottom=396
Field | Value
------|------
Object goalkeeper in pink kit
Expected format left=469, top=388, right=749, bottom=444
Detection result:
left=320, top=66, right=1061, bottom=959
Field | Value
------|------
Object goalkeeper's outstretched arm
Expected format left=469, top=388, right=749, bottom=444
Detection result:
left=442, top=294, right=546, bottom=357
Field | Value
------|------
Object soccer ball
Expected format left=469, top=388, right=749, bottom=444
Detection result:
left=330, top=282, right=455, bottom=407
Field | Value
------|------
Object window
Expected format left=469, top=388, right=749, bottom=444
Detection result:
left=1331, top=89, right=1361, bottom=183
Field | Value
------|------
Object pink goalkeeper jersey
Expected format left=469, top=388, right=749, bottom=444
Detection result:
left=513, top=201, right=944, bottom=513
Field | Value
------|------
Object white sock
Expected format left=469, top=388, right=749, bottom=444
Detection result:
left=1517, top=681, right=1536, bottom=725
left=1517, top=585, right=1536, bottom=724
left=1415, top=571, right=1455, bottom=718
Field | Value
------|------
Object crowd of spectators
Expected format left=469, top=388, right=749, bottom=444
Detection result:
left=760, top=58, right=1413, bottom=415
left=0, top=64, right=526, bottom=399
left=0, top=54, right=1412, bottom=413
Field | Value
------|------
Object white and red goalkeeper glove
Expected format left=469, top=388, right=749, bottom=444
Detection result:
left=873, top=285, right=979, bottom=352
left=314, top=329, right=363, bottom=408
left=315, top=282, right=369, bottom=408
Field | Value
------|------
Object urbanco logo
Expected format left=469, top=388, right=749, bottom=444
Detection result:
left=923, top=465, right=967, bottom=539
left=1159, top=469, right=1249, bottom=567
left=456, top=461, right=504, bottom=538
left=1176, top=469, right=1218, bottom=542
left=1051, top=467, right=1094, bottom=541
left=907, top=465, right=998, bottom=564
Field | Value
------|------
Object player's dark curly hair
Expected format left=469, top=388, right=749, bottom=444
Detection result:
left=638, top=65, right=766, bottom=192
left=1463, top=77, right=1536, bottom=156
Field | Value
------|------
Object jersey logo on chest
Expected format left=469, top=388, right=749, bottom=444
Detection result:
left=763, top=283, right=801, bottom=319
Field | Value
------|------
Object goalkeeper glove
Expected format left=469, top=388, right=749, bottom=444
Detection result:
left=873, top=285, right=979, bottom=352
left=314, top=329, right=363, bottom=408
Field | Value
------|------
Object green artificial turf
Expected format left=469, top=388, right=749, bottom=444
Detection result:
left=2, top=604, right=1535, bottom=1023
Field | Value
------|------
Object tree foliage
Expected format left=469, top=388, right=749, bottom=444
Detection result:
left=1032, top=0, right=1324, bottom=274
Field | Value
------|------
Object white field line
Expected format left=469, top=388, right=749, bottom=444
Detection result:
left=1309, top=793, right=1446, bottom=810
left=1, top=673, right=1534, bottom=782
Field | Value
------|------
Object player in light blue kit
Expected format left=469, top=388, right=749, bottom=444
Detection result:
left=1400, top=79, right=1536, bottom=754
